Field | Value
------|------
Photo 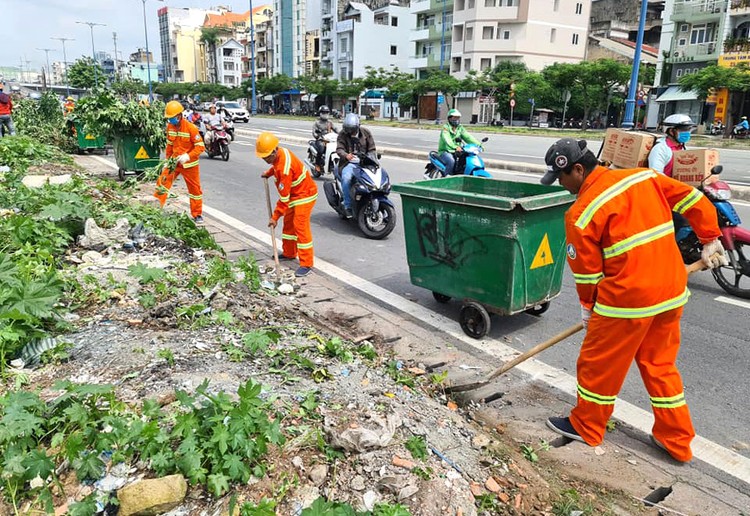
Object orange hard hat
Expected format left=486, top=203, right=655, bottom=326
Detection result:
left=256, top=131, right=279, bottom=158
left=164, top=100, right=184, bottom=118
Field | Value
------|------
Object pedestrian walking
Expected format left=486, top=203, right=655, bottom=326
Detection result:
left=541, top=138, right=727, bottom=463
left=0, top=83, right=16, bottom=137
left=255, top=131, right=318, bottom=277
left=154, top=100, right=205, bottom=224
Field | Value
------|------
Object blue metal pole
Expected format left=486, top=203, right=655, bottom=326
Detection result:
left=142, top=0, right=153, bottom=102
left=622, top=0, right=648, bottom=129
left=249, top=0, right=258, bottom=115
left=435, top=0, right=447, bottom=125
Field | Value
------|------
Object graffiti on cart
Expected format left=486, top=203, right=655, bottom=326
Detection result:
left=415, top=209, right=488, bottom=268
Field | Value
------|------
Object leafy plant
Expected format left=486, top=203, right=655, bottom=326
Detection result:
left=475, top=494, right=502, bottom=513
left=40, top=340, right=72, bottom=365
left=521, top=444, right=539, bottom=463
left=386, top=361, right=415, bottom=388
left=551, top=488, right=594, bottom=516
left=428, top=370, right=449, bottom=386
left=405, top=436, right=428, bottom=461
left=157, top=348, right=175, bottom=367
left=317, top=336, right=353, bottom=362
left=411, top=466, right=433, bottom=480
left=300, top=498, right=411, bottom=516
left=242, top=329, right=279, bottom=354
left=356, top=343, right=377, bottom=361
left=128, top=263, right=167, bottom=284
left=235, top=255, right=261, bottom=291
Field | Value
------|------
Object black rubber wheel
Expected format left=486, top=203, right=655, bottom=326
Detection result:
left=357, top=203, right=396, bottom=240
left=229, top=131, right=235, bottom=141
left=711, top=242, right=750, bottom=299
left=525, top=302, right=550, bottom=316
left=118, top=168, right=126, bottom=181
left=432, top=292, right=451, bottom=303
left=221, top=144, right=230, bottom=161
left=459, top=301, right=491, bottom=339
left=311, top=160, right=323, bottom=178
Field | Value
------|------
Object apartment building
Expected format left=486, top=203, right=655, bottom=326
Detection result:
left=51, top=61, right=66, bottom=86
left=240, top=5, right=273, bottom=82
left=256, top=20, right=275, bottom=79
left=158, top=6, right=221, bottom=82
left=450, top=0, right=590, bottom=77
left=274, top=0, right=308, bottom=77
left=408, top=0, right=454, bottom=78
left=305, top=29, right=322, bottom=75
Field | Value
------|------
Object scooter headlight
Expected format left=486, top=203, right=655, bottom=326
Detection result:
left=703, top=183, right=732, bottom=200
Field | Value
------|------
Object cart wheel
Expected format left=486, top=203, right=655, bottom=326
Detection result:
left=525, top=302, right=550, bottom=317
left=118, top=168, right=126, bottom=182
left=104, top=148, right=109, bottom=156
left=432, top=292, right=451, bottom=303
left=459, top=302, right=491, bottom=339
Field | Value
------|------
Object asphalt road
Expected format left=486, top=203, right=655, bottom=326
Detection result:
left=240, top=117, right=750, bottom=186
left=135, top=126, right=750, bottom=459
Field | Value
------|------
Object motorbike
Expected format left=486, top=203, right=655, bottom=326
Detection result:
left=709, top=122, right=724, bottom=136
left=222, top=116, right=235, bottom=141
left=305, top=131, right=339, bottom=178
left=676, top=166, right=750, bottom=299
left=424, top=137, right=491, bottom=179
left=205, top=124, right=231, bottom=161
left=323, top=152, right=396, bottom=240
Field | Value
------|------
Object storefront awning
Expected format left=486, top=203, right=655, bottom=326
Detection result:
left=656, top=86, right=699, bottom=103
left=262, top=94, right=273, bottom=101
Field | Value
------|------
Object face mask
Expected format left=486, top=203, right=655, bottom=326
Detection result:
left=320, top=114, right=329, bottom=120
left=676, top=131, right=691, bottom=144
left=449, top=119, right=460, bottom=127
left=167, top=116, right=180, bottom=126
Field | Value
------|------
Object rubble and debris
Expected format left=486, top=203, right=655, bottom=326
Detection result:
left=78, top=217, right=131, bottom=249
left=116, top=474, right=187, bottom=516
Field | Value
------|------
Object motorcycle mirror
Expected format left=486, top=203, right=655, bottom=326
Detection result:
left=710, top=165, right=723, bottom=175
left=481, top=137, right=489, bottom=143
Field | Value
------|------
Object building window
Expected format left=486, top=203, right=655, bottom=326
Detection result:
left=678, top=38, right=687, bottom=46
left=392, top=16, right=398, bottom=26
left=553, top=0, right=559, bottom=10
left=390, top=45, right=397, bottom=55
left=690, top=24, right=713, bottom=45
left=454, top=25, right=464, bottom=41
left=503, top=30, right=510, bottom=40
left=480, top=58, right=491, bottom=70
left=694, top=67, right=699, bottom=74
left=680, top=23, right=689, bottom=33
left=550, top=28, right=556, bottom=43
left=505, top=0, right=515, bottom=5
left=676, top=69, right=683, bottom=78
left=483, top=26, right=494, bottom=39
left=575, top=2, right=583, bottom=14
left=485, top=0, right=495, bottom=6
left=464, top=58, right=471, bottom=70
left=466, top=27, right=473, bottom=40
left=468, top=0, right=475, bottom=8
left=572, top=33, right=579, bottom=45
left=456, top=0, right=465, bottom=9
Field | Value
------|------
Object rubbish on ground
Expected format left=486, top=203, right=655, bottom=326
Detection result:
left=327, top=413, right=401, bottom=453
left=19, top=337, right=62, bottom=368
left=79, top=218, right=131, bottom=249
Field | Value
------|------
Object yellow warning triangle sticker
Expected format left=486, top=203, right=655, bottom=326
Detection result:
left=530, top=233, right=554, bottom=270
left=84, top=134, right=96, bottom=140
left=134, top=146, right=150, bottom=159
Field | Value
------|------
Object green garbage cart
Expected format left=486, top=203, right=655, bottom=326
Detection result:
left=112, top=135, right=162, bottom=181
left=71, top=122, right=107, bottom=155
left=392, top=176, right=575, bottom=339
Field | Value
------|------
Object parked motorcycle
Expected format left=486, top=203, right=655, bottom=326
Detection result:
left=305, top=131, right=339, bottom=178
left=676, top=166, right=750, bottom=298
left=323, top=152, right=396, bottom=239
left=424, top=137, right=491, bottom=179
left=205, top=125, right=231, bottom=161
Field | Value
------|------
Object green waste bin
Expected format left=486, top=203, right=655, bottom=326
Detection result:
left=71, top=122, right=107, bottom=154
left=392, top=176, right=575, bottom=338
left=112, top=135, right=162, bottom=181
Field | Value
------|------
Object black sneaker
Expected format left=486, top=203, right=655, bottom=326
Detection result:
left=344, top=208, right=353, bottom=219
left=194, top=215, right=205, bottom=225
left=546, top=416, right=585, bottom=442
left=279, top=255, right=296, bottom=261
left=295, top=266, right=312, bottom=277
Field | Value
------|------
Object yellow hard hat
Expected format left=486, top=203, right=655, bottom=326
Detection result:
left=256, top=131, right=279, bottom=158
left=66, top=96, right=74, bottom=101
left=164, top=100, right=184, bottom=118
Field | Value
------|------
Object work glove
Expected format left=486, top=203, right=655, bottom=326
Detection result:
left=701, top=239, right=729, bottom=269
left=581, top=305, right=592, bottom=330
left=177, top=153, right=190, bottom=164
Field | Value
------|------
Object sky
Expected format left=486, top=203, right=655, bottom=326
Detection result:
left=2, top=0, right=251, bottom=72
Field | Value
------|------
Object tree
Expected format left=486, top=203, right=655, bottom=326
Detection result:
left=111, top=78, right=147, bottom=99
left=67, top=57, right=105, bottom=89
left=200, top=26, right=230, bottom=83
left=257, top=74, right=293, bottom=96
left=680, top=63, right=750, bottom=135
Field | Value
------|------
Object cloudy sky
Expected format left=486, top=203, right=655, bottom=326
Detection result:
left=2, top=0, right=251, bottom=71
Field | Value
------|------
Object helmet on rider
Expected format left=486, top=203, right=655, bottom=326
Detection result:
left=256, top=131, right=279, bottom=159
left=343, top=113, right=360, bottom=136
left=662, top=114, right=695, bottom=145
left=164, top=100, right=185, bottom=126
left=447, top=108, right=462, bottom=127
left=319, top=105, right=330, bottom=115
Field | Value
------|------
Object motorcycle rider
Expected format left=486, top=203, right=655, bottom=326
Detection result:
left=312, top=105, right=337, bottom=171
left=202, top=105, right=224, bottom=150
left=733, top=115, right=749, bottom=136
left=336, top=113, right=376, bottom=218
left=648, top=114, right=696, bottom=178
left=438, top=109, right=480, bottom=176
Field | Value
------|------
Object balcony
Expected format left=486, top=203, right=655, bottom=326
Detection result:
left=408, top=52, right=443, bottom=69
left=338, top=51, right=352, bottom=61
left=411, top=0, right=453, bottom=14
left=724, top=36, right=750, bottom=51
left=429, top=24, right=452, bottom=40
left=410, top=27, right=430, bottom=41
left=671, top=0, right=727, bottom=22
left=730, top=0, right=750, bottom=14
left=666, top=42, right=720, bottom=63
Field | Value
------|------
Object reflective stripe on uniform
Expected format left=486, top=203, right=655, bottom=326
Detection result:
left=673, top=188, right=703, bottom=215
left=573, top=272, right=604, bottom=285
left=577, top=384, right=616, bottom=405
left=291, top=168, right=308, bottom=187
left=195, top=141, right=205, bottom=148
left=166, top=141, right=173, bottom=146
left=188, top=193, right=202, bottom=200
left=289, top=193, right=318, bottom=207
left=650, top=392, right=687, bottom=409
left=182, top=160, right=200, bottom=169
left=168, top=131, right=178, bottom=137
left=279, top=194, right=290, bottom=202
left=602, top=221, right=674, bottom=259
left=297, top=241, right=313, bottom=249
left=282, top=148, right=292, bottom=176
left=177, top=132, right=191, bottom=137
left=575, top=170, right=657, bottom=229
left=281, top=233, right=298, bottom=241
left=593, top=289, right=690, bottom=319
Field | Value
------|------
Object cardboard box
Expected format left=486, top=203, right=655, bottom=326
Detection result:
left=672, top=149, right=720, bottom=186
left=613, top=132, right=657, bottom=169
left=599, top=128, right=622, bottom=163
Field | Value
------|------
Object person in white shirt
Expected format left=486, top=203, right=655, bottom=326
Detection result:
left=203, top=105, right=224, bottom=146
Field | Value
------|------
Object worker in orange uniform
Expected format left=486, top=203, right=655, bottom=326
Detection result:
left=256, top=131, right=318, bottom=277
left=63, top=96, right=76, bottom=115
left=541, top=138, right=727, bottom=463
left=154, top=100, right=205, bottom=224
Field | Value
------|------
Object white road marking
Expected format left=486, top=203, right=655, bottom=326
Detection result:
left=715, top=296, right=750, bottom=310
left=196, top=200, right=750, bottom=487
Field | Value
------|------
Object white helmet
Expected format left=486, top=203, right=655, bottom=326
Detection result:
left=662, top=114, right=696, bottom=129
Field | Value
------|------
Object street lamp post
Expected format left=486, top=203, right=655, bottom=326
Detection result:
left=141, top=0, right=164, bottom=102
left=621, top=0, right=648, bottom=129
left=435, top=0, right=447, bottom=125
left=77, top=21, right=106, bottom=87
left=249, top=0, right=258, bottom=115
left=36, top=48, right=55, bottom=88
left=51, top=37, right=74, bottom=96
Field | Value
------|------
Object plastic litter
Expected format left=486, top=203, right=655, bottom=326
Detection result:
left=326, top=413, right=402, bottom=453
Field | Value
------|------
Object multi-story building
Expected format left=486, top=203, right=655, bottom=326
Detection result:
left=305, top=30, right=322, bottom=75
left=256, top=19, right=275, bottom=79
left=203, top=10, right=251, bottom=84
left=709, top=0, right=750, bottom=124
left=409, top=0, right=454, bottom=78
left=129, top=48, right=153, bottom=64
left=173, top=27, right=205, bottom=82
left=127, top=62, right=161, bottom=84
left=158, top=6, right=220, bottom=82
left=320, top=0, right=338, bottom=74
left=335, top=1, right=414, bottom=80
left=450, top=0, right=590, bottom=77
left=588, top=0, right=664, bottom=63
left=274, top=0, right=308, bottom=77
left=241, top=5, right=273, bottom=82
left=51, top=61, right=66, bottom=85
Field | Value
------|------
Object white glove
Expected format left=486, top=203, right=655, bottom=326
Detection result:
left=581, top=305, right=592, bottom=330
left=701, top=239, right=729, bottom=269
left=178, top=153, right=190, bottom=164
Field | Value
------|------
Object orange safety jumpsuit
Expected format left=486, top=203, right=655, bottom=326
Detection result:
left=265, top=147, right=318, bottom=268
left=154, top=118, right=204, bottom=218
left=565, top=166, right=720, bottom=462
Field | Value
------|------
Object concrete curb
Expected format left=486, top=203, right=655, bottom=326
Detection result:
left=235, top=128, right=750, bottom=201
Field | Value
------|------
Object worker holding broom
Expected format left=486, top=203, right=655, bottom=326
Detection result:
left=541, top=138, right=727, bottom=462
left=256, top=131, right=318, bottom=277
